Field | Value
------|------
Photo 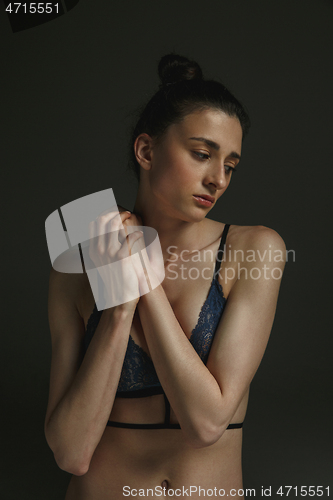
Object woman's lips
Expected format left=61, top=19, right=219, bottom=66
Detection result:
left=193, top=195, right=214, bottom=207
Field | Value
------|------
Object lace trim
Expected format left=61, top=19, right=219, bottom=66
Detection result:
left=117, top=335, right=160, bottom=391
left=189, top=279, right=226, bottom=364
left=84, top=305, right=160, bottom=392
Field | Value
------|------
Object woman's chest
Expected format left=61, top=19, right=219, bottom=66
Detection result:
left=132, top=262, right=220, bottom=351
left=80, top=249, right=229, bottom=355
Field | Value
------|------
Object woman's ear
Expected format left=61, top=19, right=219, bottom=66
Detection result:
left=134, top=133, right=154, bottom=171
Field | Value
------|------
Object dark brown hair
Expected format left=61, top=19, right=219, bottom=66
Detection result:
left=129, top=54, right=250, bottom=180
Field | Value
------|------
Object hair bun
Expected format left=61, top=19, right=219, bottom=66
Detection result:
left=158, top=54, right=203, bottom=87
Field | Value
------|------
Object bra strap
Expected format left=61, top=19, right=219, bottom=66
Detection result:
left=214, top=224, right=230, bottom=276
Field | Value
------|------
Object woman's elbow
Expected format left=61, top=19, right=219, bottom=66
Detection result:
left=54, top=450, right=91, bottom=476
left=45, top=427, right=91, bottom=476
left=183, top=420, right=224, bottom=449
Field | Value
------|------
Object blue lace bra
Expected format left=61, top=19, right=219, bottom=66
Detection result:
left=83, top=224, right=243, bottom=430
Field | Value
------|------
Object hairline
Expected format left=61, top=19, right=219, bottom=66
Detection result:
left=150, top=104, right=243, bottom=146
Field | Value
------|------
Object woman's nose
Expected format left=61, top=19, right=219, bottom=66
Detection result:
left=204, top=163, right=228, bottom=190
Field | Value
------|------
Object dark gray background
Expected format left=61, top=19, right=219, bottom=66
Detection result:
left=1, top=1, right=332, bottom=498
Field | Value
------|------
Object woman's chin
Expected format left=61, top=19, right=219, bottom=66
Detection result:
left=179, top=208, right=210, bottom=223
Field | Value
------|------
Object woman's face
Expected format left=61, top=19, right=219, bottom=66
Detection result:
left=143, top=108, right=243, bottom=222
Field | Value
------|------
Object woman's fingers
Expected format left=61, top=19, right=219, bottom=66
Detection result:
left=118, top=212, right=132, bottom=244
left=88, top=214, right=163, bottom=305
left=95, top=210, right=118, bottom=255
left=88, top=210, right=134, bottom=269
left=95, top=210, right=131, bottom=259
left=123, top=212, right=142, bottom=229
left=118, top=231, right=144, bottom=259
left=106, top=211, right=132, bottom=257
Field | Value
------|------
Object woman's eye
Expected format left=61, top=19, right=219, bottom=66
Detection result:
left=193, top=152, right=210, bottom=160
left=225, top=165, right=237, bottom=173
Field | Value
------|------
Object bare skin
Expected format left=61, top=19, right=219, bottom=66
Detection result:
left=45, top=109, right=285, bottom=499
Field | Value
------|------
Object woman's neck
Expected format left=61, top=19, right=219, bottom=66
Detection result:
left=133, top=192, right=206, bottom=257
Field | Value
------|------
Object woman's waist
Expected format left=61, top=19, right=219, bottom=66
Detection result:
left=80, top=428, right=243, bottom=495
left=69, top=459, right=244, bottom=500
left=94, top=397, right=245, bottom=469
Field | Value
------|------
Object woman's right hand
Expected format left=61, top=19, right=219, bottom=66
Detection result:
left=88, top=210, right=144, bottom=309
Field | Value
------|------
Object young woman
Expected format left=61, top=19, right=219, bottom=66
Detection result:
left=45, top=54, right=285, bottom=499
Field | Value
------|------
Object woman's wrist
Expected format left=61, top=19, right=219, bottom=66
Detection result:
left=138, top=283, right=165, bottom=307
left=103, top=300, right=137, bottom=321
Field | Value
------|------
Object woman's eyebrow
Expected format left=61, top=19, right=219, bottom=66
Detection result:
left=189, top=136, right=220, bottom=150
left=188, top=137, right=241, bottom=159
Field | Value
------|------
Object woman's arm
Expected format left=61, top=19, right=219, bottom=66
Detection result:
left=137, top=226, right=286, bottom=448
left=45, top=269, right=136, bottom=475
left=45, top=211, right=142, bottom=475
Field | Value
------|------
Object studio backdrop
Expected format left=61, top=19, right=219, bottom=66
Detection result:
left=1, top=1, right=332, bottom=498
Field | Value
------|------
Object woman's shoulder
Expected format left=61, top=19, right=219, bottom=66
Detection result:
left=228, top=224, right=286, bottom=255
left=227, top=224, right=286, bottom=283
left=49, top=267, right=93, bottom=320
left=205, top=218, right=285, bottom=252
